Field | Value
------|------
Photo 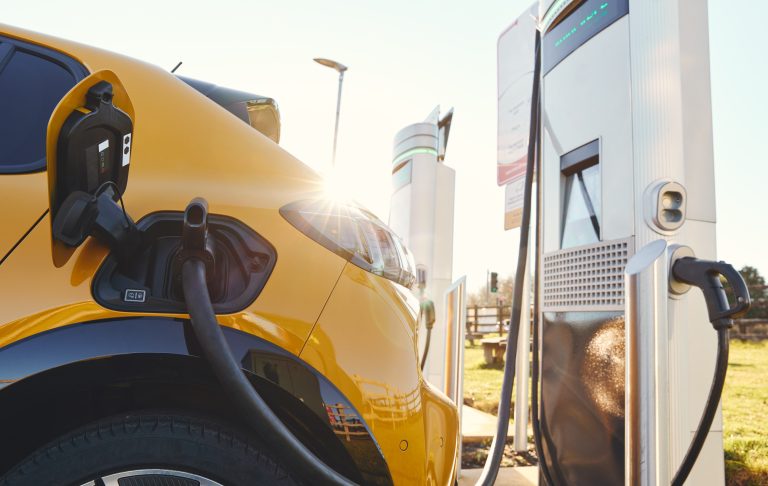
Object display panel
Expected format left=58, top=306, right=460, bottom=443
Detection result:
left=542, top=0, right=629, bottom=74
left=560, top=140, right=600, bottom=249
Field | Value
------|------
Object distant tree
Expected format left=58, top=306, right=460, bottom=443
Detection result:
left=727, top=266, right=768, bottom=319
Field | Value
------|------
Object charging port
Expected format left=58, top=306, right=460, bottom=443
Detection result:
left=92, top=210, right=276, bottom=313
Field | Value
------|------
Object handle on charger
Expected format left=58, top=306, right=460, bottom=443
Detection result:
left=672, top=257, right=750, bottom=329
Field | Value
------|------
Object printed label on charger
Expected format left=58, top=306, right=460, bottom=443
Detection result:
left=123, top=288, right=147, bottom=303
left=122, top=133, right=131, bottom=167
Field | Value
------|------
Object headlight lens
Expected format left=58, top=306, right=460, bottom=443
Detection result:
left=280, top=199, right=416, bottom=288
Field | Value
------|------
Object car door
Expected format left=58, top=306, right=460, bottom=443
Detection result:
left=0, top=34, right=87, bottom=263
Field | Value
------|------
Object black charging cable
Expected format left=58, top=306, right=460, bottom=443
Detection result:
left=475, top=29, right=542, bottom=486
left=94, top=180, right=132, bottom=227
left=420, top=327, right=432, bottom=371
left=670, top=327, right=729, bottom=486
left=179, top=199, right=357, bottom=486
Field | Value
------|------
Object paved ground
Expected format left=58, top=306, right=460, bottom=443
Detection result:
left=461, top=405, right=510, bottom=443
left=458, top=467, right=538, bottom=485
left=460, top=405, right=538, bottom=484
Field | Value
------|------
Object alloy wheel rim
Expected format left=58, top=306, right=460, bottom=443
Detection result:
left=79, top=468, right=223, bottom=486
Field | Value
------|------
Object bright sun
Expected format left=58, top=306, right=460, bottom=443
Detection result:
left=321, top=166, right=358, bottom=203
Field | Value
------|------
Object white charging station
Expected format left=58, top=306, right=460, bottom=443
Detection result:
left=529, top=0, right=722, bottom=484
left=388, top=108, right=456, bottom=392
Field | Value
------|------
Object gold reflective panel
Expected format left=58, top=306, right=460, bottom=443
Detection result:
left=247, top=99, right=280, bottom=143
left=582, top=315, right=625, bottom=417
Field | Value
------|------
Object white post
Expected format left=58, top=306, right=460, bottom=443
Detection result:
left=331, top=71, right=344, bottom=167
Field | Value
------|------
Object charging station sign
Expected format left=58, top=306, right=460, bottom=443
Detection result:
left=498, top=3, right=537, bottom=229
left=504, top=178, right=526, bottom=230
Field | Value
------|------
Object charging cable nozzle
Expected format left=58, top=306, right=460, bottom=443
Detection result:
left=176, top=197, right=216, bottom=284
left=671, top=257, right=751, bottom=329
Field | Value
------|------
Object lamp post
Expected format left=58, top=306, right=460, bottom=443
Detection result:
left=314, top=58, right=348, bottom=167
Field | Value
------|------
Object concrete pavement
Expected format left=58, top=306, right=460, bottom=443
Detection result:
left=458, top=466, right=538, bottom=485
left=460, top=405, right=538, bottom=485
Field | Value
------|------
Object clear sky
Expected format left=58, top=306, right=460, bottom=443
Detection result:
left=4, top=0, right=766, bottom=293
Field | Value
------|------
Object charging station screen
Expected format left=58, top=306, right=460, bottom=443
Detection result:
left=561, top=165, right=600, bottom=248
left=542, top=0, right=629, bottom=74
left=560, top=140, right=601, bottom=249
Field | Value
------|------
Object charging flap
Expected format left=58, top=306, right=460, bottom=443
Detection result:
left=46, top=70, right=134, bottom=264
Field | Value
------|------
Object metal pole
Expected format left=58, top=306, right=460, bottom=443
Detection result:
left=625, top=239, right=669, bottom=486
left=331, top=71, right=344, bottom=167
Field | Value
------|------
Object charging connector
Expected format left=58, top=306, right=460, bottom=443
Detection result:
left=174, top=197, right=217, bottom=288
left=668, top=257, right=750, bottom=486
left=419, top=297, right=436, bottom=370
left=672, top=257, right=750, bottom=330
left=178, top=197, right=356, bottom=486
left=52, top=185, right=142, bottom=261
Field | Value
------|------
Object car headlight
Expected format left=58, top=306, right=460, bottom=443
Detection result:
left=280, top=199, right=416, bottom=288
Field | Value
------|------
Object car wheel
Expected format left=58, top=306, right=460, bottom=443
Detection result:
left=0, top=412, right=298, bottom=486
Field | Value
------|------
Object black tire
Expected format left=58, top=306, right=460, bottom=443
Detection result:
left=0, top=412, right=298, bottom=486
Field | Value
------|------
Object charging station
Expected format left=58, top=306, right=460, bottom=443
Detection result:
left=388, top=107, right=456, bottom=391
left=526, top=0, right=731, bottom=484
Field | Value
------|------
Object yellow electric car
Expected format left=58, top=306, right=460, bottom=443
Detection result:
left=0, top=25, right=458, bottom=485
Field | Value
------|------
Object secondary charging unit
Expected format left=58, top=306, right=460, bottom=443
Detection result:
left=388, top=107, right=456, bottom=391
left=526, top=0, right=727, bottom=484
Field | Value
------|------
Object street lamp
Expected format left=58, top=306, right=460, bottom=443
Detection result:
left=314, top=58, right=348, bottom=167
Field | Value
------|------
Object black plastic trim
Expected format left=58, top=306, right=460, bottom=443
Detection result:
left=0, top=317, right=393, bottom=485
left=92, top=211, right=277, bottom=314
left=177, top=75, right=277, bottom=126
left=0, top=35, right=89, bottom=174
left=560, top=139, right=599, bottom=175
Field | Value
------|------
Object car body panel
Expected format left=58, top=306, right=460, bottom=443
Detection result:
left=0, top=172, right=47, bottom=261
left=301, top=264, right=458, bottom=486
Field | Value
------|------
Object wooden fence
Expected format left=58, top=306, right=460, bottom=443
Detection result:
left=465, top=307, right=768, bottom=341
left=465, top=304, right=512, bottom=338
left=732, top=318, right=768, bottom=340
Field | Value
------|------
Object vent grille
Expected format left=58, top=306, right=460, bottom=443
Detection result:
left=542, top=238, right=633, bottom=311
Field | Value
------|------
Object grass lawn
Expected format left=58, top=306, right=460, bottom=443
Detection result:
left=722, top=340, right=768, bottom=486
left=462, top=338, right=768, bottom=485
left=462, top=340, right=510, bottom=414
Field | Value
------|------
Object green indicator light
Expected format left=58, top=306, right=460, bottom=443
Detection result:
left=392, top=147, right=438, bottom=165
left=554, top=2, right=612, bottom=49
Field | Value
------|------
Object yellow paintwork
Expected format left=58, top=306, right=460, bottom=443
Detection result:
left=0, top=171, right=47, bottom=259
left=0, top=24, right=459, bottom=485
left=301, top=265, right=459, bottom=485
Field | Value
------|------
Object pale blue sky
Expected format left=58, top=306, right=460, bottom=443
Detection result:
left=4, top=0, right=766, bottom=292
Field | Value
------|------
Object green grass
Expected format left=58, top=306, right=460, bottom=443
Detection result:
left=462, top=335, right=531, bottom=415
left=722, top=340, right=768, bottom=486
left=462, top=338, right=768, bottom=485
left=462, top=341, right=508, bottom=414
